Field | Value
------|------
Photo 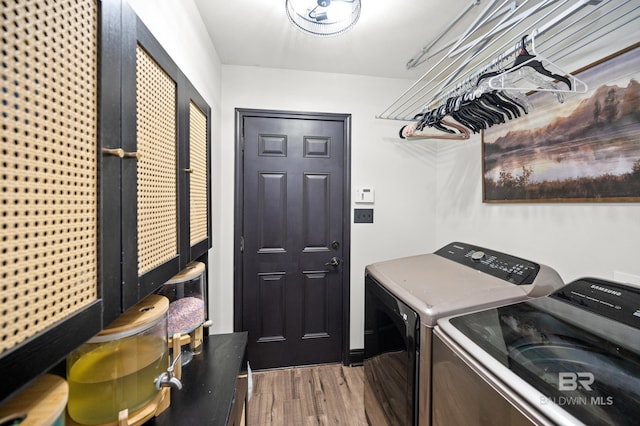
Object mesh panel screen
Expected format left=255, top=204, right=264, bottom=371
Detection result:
left=1, top=0, right=99, bottom=354
left=189, top=102, right=208, bottom=246
left=136, top=45, right=178, bottom=276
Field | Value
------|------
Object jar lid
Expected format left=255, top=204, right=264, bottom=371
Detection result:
left=164, top=261, right=205, bottom=284
left=89, top=294, right=169, bottom=343
left=0, top=374, right=68, bottom=425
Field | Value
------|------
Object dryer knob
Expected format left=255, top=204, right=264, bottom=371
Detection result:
left=471, top=251, right=485, bottom=262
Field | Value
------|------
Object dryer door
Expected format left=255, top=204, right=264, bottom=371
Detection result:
left=364, top=275, right=419, bottom=426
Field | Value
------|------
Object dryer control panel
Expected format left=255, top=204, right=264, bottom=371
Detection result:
left=434, top=242, right=540, bottom=285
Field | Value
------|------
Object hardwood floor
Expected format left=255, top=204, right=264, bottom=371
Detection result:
left=247, top=364, right=367, bottom=425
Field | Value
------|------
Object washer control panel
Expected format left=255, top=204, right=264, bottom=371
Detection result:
left=434, top=242, right=540, bottom=285
left=552, top=278, right=640, bottom=329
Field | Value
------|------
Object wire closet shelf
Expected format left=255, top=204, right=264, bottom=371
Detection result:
left=376, top=0, right=640, bottom=124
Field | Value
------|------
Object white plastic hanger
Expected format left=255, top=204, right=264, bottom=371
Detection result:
left=487, top=31, right=588, bottom=95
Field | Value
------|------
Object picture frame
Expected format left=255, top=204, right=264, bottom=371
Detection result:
left=482, top=42, right=640, bottom=203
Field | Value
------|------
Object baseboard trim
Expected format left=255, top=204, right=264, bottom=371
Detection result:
left=348, top=348, right=364, bottom=366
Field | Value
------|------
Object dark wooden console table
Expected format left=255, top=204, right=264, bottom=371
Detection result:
left=148, top=332, right=248, bottom=426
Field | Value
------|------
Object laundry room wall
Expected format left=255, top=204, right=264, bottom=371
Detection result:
left=433, top=29, right=640, bottom=287
left=219, top=66, right=437, bottom=349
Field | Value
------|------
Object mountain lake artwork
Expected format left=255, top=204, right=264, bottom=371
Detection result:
left=482, top=43, right=640, bottom=202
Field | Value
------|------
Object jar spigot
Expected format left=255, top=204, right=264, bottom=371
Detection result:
left=155, top=352, right=183, bottom=390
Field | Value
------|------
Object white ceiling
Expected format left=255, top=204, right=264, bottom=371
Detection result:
left=193, top=0, right=476, bottom=80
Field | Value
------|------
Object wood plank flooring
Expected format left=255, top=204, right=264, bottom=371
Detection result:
left=247, top=364, right=367, bottom=426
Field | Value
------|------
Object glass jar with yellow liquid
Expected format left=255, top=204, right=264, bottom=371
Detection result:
left=66, top=294, right=169, bottom=425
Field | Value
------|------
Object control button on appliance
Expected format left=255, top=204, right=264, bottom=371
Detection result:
left=471, top=251, right=486, bottom=262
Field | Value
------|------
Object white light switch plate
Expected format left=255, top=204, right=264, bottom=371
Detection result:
left=355, top=187, right=375, bottom=203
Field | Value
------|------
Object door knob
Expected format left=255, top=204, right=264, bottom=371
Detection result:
left=324, top=257, right=342, bottom=268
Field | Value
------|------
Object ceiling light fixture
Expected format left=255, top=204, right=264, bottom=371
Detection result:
left=285, top=0, right=362, bottom=37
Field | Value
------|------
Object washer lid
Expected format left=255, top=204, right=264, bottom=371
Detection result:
left=366, top=249, right=563, bottom=326
left=438, top=283, right=640, bottom=426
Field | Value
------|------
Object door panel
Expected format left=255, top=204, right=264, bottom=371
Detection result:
left=257, top=272, right=286, bottom=342
left=188, top=101, right=210, bottom=249
left=135, top=44, right=178, bottom=278
left=0, top=0, right=103, bottom=401
left=240, top=112, right=349, bottom=369
left=258, top=172, right=287, bottom=252
left=302, top=272, right=330, bottom=338
left=303, top=173, right=330, bottom=249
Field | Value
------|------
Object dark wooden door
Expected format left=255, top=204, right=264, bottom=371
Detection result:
left=237, top=110, right=350, bottom=369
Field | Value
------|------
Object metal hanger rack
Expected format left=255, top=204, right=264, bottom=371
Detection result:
left=376, top=0, right=640, bottom=123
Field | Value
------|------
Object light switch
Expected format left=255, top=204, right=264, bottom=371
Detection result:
left=356, top=187, right=375, bottom=203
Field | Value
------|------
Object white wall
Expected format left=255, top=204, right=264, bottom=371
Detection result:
left=435, top=135, right=640, bottom=283
left=218, top=66, right=437, bottom=349
left=433, top=28, right=640, bottom=286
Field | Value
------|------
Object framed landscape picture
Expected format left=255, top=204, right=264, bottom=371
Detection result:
left=482, top=42, right=640, bottom=203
